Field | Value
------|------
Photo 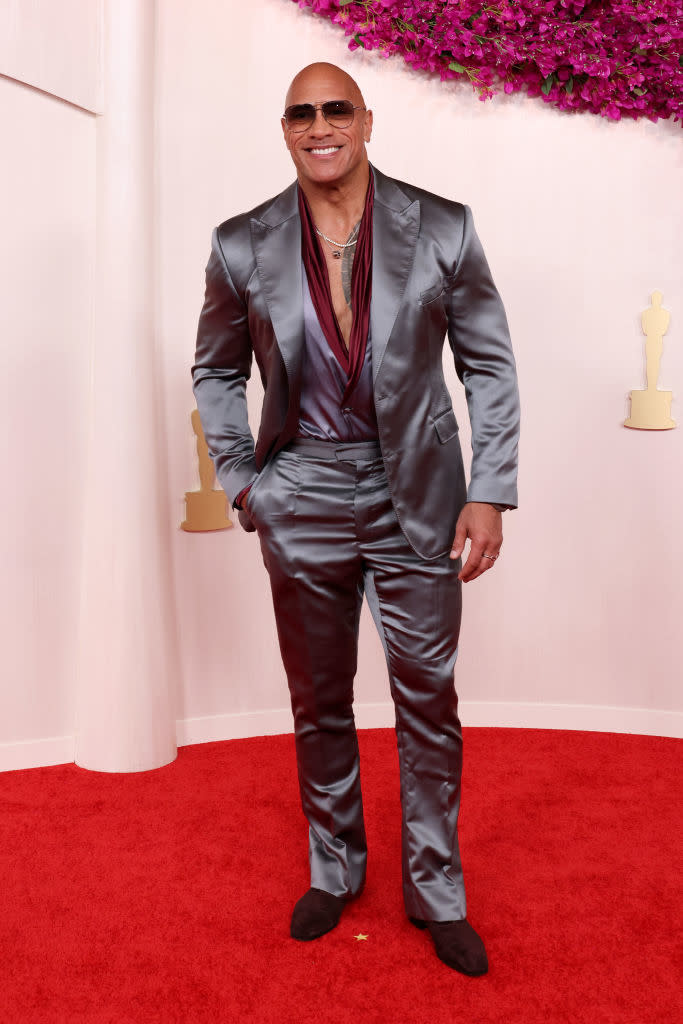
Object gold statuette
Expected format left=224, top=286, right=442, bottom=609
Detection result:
left=180, top=409, right=233, bottom=532
left=625, top=291, right=676, bottom=430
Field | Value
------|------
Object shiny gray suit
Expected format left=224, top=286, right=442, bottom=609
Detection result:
left=192, top=166, right=520, bottom=920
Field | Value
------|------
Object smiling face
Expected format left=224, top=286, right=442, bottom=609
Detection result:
left=281, top=63, right=373, bottom=191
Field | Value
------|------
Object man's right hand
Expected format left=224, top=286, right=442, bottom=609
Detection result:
left=237, top=507, right=257, bottom=533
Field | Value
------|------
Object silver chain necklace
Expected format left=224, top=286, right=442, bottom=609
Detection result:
left=315, top=223, right=360, bottom=259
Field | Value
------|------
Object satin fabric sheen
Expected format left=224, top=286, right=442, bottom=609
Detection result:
left=297, top=267, right=378, bottom=442
left=298, top=176, right=374, bottom=403
left=191, top=167, right=520, bottom=559
left=247, top=441, right=466, bottom=920
left=192, top=166, right=520, bottom=920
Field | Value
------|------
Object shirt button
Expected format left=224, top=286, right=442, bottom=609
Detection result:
left=342, top=407, right=353, bottom=414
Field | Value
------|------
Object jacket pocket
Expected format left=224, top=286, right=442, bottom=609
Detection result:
left=419, top=273, right=457, bottom=306
left=433, top=408, right=459, bottom=444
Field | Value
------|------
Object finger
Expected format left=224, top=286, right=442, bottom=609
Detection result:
left=460, top=559, right=487, bottom=583
left=458, top=537, right=485, bottom=580
left=449, top=519, right=469, bottom=560
left=459, top=544, right=500, bottom=582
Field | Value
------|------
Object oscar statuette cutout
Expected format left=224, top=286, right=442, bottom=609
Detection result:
left=180, top=408, right=233, bottom=532
left=625, top=291, right=676, bottom=430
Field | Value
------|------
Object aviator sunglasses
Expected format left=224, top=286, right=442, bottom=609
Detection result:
left=283, top=99, right=366, bottom=132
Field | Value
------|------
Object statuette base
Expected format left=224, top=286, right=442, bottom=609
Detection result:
left=624, top=389, right=675, bottom=431
left=181, top=490, right=233, bottom=532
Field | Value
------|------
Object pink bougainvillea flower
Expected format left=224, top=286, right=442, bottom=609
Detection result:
left=293, top=0, right=683, bottom=124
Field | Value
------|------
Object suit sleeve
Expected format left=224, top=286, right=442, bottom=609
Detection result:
left=191, top=228, right=259, bottom=506
left=445, top=206, right=520, bottom=509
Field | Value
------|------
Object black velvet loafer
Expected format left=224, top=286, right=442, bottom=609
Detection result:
left=409, top=917, right=489, bottom=976
left=290, top=888, right=347, bottom=941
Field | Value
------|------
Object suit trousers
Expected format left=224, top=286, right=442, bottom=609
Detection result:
left=246, top=438, right=467, bottom=921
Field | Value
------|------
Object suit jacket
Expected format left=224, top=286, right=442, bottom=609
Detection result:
left=192, top=165, right=520, bottom=560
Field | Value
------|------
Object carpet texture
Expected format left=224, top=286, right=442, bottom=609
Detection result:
left=1, top=728, right=680, bottom=1023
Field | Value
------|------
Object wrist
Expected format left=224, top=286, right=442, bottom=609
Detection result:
left=467, top=501, right=507, bottom=513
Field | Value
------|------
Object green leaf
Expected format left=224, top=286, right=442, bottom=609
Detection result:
left=339, top=0, right=354, bottom=5
left=633, top=87, right=647, bottom=96
left=405, top=21, right=416, bottom=32
left=564, top=75, right=574, bottom=94
left=448, top=61, right=466, bottom=73
left=541, top=73, right=554, bottom=96
left=353, top=32, right=366, bottom=48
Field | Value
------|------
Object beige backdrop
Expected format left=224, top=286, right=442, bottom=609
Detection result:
left=1, top=0, right=682, bottom=771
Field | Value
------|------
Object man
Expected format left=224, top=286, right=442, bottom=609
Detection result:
left=192, top=62, right=519, bottom=977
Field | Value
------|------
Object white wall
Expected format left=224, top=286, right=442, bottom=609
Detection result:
left=0, top=0, right=102, bottom=111
left=1, top=0, right=681, bottom=772
left=159, top=0, right=682, bottom=739
left=0, top=77, right=95, bottom=754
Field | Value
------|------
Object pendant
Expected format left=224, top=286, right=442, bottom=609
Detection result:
left=332, top=251, right=341, bottom=259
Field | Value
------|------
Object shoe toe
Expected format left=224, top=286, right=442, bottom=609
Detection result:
left=426, top=919, right=489, bottom=976
left=290, top=888, right=345, bottom=941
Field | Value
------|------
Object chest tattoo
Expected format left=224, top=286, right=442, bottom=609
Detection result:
left=341, top=221, right=361, bottom=307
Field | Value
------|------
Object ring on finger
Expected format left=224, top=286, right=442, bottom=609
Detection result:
left=481, top=553, right=498, bottom=562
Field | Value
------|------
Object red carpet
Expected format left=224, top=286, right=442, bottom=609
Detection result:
left=1, top=728, right=680, bottom=1023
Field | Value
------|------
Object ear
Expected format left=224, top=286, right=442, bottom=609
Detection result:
left=363, top=109, right=373, bottom=143
left=281, top=117, right=293, bottom=153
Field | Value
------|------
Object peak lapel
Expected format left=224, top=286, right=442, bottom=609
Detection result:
left=251, top=184, right=304, bottom=383
left=370, top=169, right=420, bottom=383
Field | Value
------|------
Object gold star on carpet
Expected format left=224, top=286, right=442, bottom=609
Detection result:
left=354, top=933, right=369, bottom=941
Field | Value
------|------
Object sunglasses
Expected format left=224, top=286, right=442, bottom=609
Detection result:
left=283, top=100, right=366, bottom=132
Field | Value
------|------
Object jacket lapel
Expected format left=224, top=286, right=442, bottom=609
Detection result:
left=250, top=168, right=420, bottom=391
left=250, top=182, right=305, bottom=384
left=370, top=166, right=420, bottom=382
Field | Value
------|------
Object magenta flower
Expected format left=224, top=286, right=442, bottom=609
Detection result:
left=292, top=0, right=683, bottom=124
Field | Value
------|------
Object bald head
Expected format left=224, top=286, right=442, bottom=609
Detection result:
left=285, top=62, right=365, bottom=109
left=282, top=62, right=372, bottom=193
